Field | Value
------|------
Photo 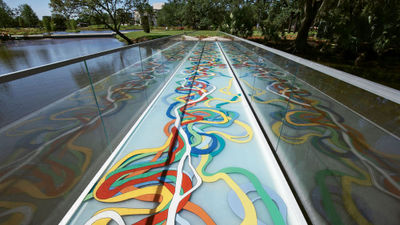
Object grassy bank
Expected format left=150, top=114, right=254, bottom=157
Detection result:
left=117, top=29, right=234, bottom=43
left=81, top=25, right=142, bottom=31
left=0, top=28, right=45, bottom=35
left=117, top=30, right=188, bottom=43
left=188, top=30, right=225, bottom=37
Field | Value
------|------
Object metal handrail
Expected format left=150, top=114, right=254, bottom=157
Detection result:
left=0, top=33, right=187, bottom=83
left=222, top=32, right=400, bottom=104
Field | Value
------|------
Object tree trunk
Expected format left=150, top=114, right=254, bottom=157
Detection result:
left=96, top=12, right=134, bottom=45
left=141, top=14, right=150, bottom=33
left=288, top=12, right=294, bottom=32
left=115, top=29, right=133, bottom=44
left=294, top=0, right=323, bottom=51
left=293, top=13, right=299, bottom=32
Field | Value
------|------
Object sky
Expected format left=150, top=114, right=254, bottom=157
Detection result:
left=5, top=0, right=167, bottom=18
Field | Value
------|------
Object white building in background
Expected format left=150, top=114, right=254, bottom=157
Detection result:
left=133, top=2, right=165, bottom=26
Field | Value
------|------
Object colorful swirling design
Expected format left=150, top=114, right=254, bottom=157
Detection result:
left=220, top=41, right=400, bottom=225
left=78, top=42, right=289, bottom=225
left=0, top=41, right=196, bottom=225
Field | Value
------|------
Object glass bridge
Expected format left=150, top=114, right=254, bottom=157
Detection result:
left=0, top=32, right=399, bottom=225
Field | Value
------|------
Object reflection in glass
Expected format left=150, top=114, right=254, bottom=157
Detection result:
left=220, top=40, right=400, bottom=225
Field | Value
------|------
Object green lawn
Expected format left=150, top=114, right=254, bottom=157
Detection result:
left=118, top=29, right=235, bottom=43
left=81, top=24, right=142, bottom=30
left=188, top=30, right=225, bottom=37
left=0, top=27, right=45, bottom=35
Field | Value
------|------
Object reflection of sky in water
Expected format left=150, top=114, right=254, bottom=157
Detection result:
left=0, top=38, right=127, bottom=127
left=0, top=38, right=125, bottom=75
left=52, top=29, right=140, bottom=34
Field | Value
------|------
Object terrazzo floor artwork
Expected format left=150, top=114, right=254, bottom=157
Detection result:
left=67, top=42, right=305, bottom=225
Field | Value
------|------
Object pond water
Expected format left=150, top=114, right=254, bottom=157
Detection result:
left=52, top=29, right=140, bottom=34
left=0, top=37, right=132, bottom=128
left=0, top=37, right=125, bottom=75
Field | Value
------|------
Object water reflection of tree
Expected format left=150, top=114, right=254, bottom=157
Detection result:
left=0, top=46, right=20, bottom=73
left=0, top=82, right=10, bottom=127
left=36, top=49, right=51, bottom=63
left=0, top=83, right=10, bottom=94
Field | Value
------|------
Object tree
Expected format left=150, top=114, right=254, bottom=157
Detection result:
left=133, top=0, right=152, bottom=33
left=18, top=4, right=40, bottom=27
left=51, top=14, right=67, bottom=30
left=42, top=16, right=52, bottom=32
left=0, top=0, right=14, bottom=28
left=157, top=0, right=185, bottom=27
left=257, top=0, right=300, bottom=41
left=294, top=0, right=329, bottom=51
left=66, top=19, right=78, bottom=30
left=49, top=0, right=79, bottom=20
left=317, top=0, right=400, bottom=59
left=50, top=0, right=148, bottom=43
left=230, top=1, right=256, bottom=37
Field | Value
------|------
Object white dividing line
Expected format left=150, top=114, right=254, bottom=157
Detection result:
left=166, top=43, right=213, bottom=225
left=58, top=42, right=199, bottom=225
left=217, top=41, right=308, bottom=225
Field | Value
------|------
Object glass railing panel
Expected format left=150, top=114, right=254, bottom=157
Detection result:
left=84, top=40, right=197, bottom=152
left=275, top=68, right=400, bottom=225
left=222, top=36, right=400, bottom=225
left=79, top=46, right=143, bottom=150
left=138, top=39, right=168, bottom=107
left=0, top=34, right=192, bottom=225
left=138, top=39, right=197, bottom=102
left=220, top=40, right=298, bottom=148
left=240, top=39, right=400, bottom=137
left=0, top=62, right=110, bottom=225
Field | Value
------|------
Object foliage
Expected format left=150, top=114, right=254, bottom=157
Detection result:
left=18, top=4, right=40, bottom=27
left=1, top=0, right=398, bottom=60
left=133, top=0, right=153, bottom=33
left=141, top=15, right=150, bottom=33
left=49, top=0, right=80, bottom=19
left=157, top=0, right=185, bottom=27
left=51, top=14, right=67, bottom=31
left=66, top=19, right=78, bottom=31
left=117, top=29, right=186, bottom=42
left=49, top=0, right=150, bottom=44
left=0, top=0, right=14, bottom=28
left=158, top=0, right=228, bottom=30
left=258, top=0, right=299, bottom=41
left=316, top=0, right=400, bottom=57
left=42, top=16, right=52, bottom=32
left=188, top=30, right=225, bottom=37
left=0, top=27, right=44, bottom=35
left=230, top=3, right=256, bottom=38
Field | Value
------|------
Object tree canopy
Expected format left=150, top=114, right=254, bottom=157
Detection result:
left=156, top=0, right=400, bottom=57
left=0, top=0, right=14, bottom=28
left=18, top=4, right=40, bottom=27
left=49, top=0, right=151, bottom=44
